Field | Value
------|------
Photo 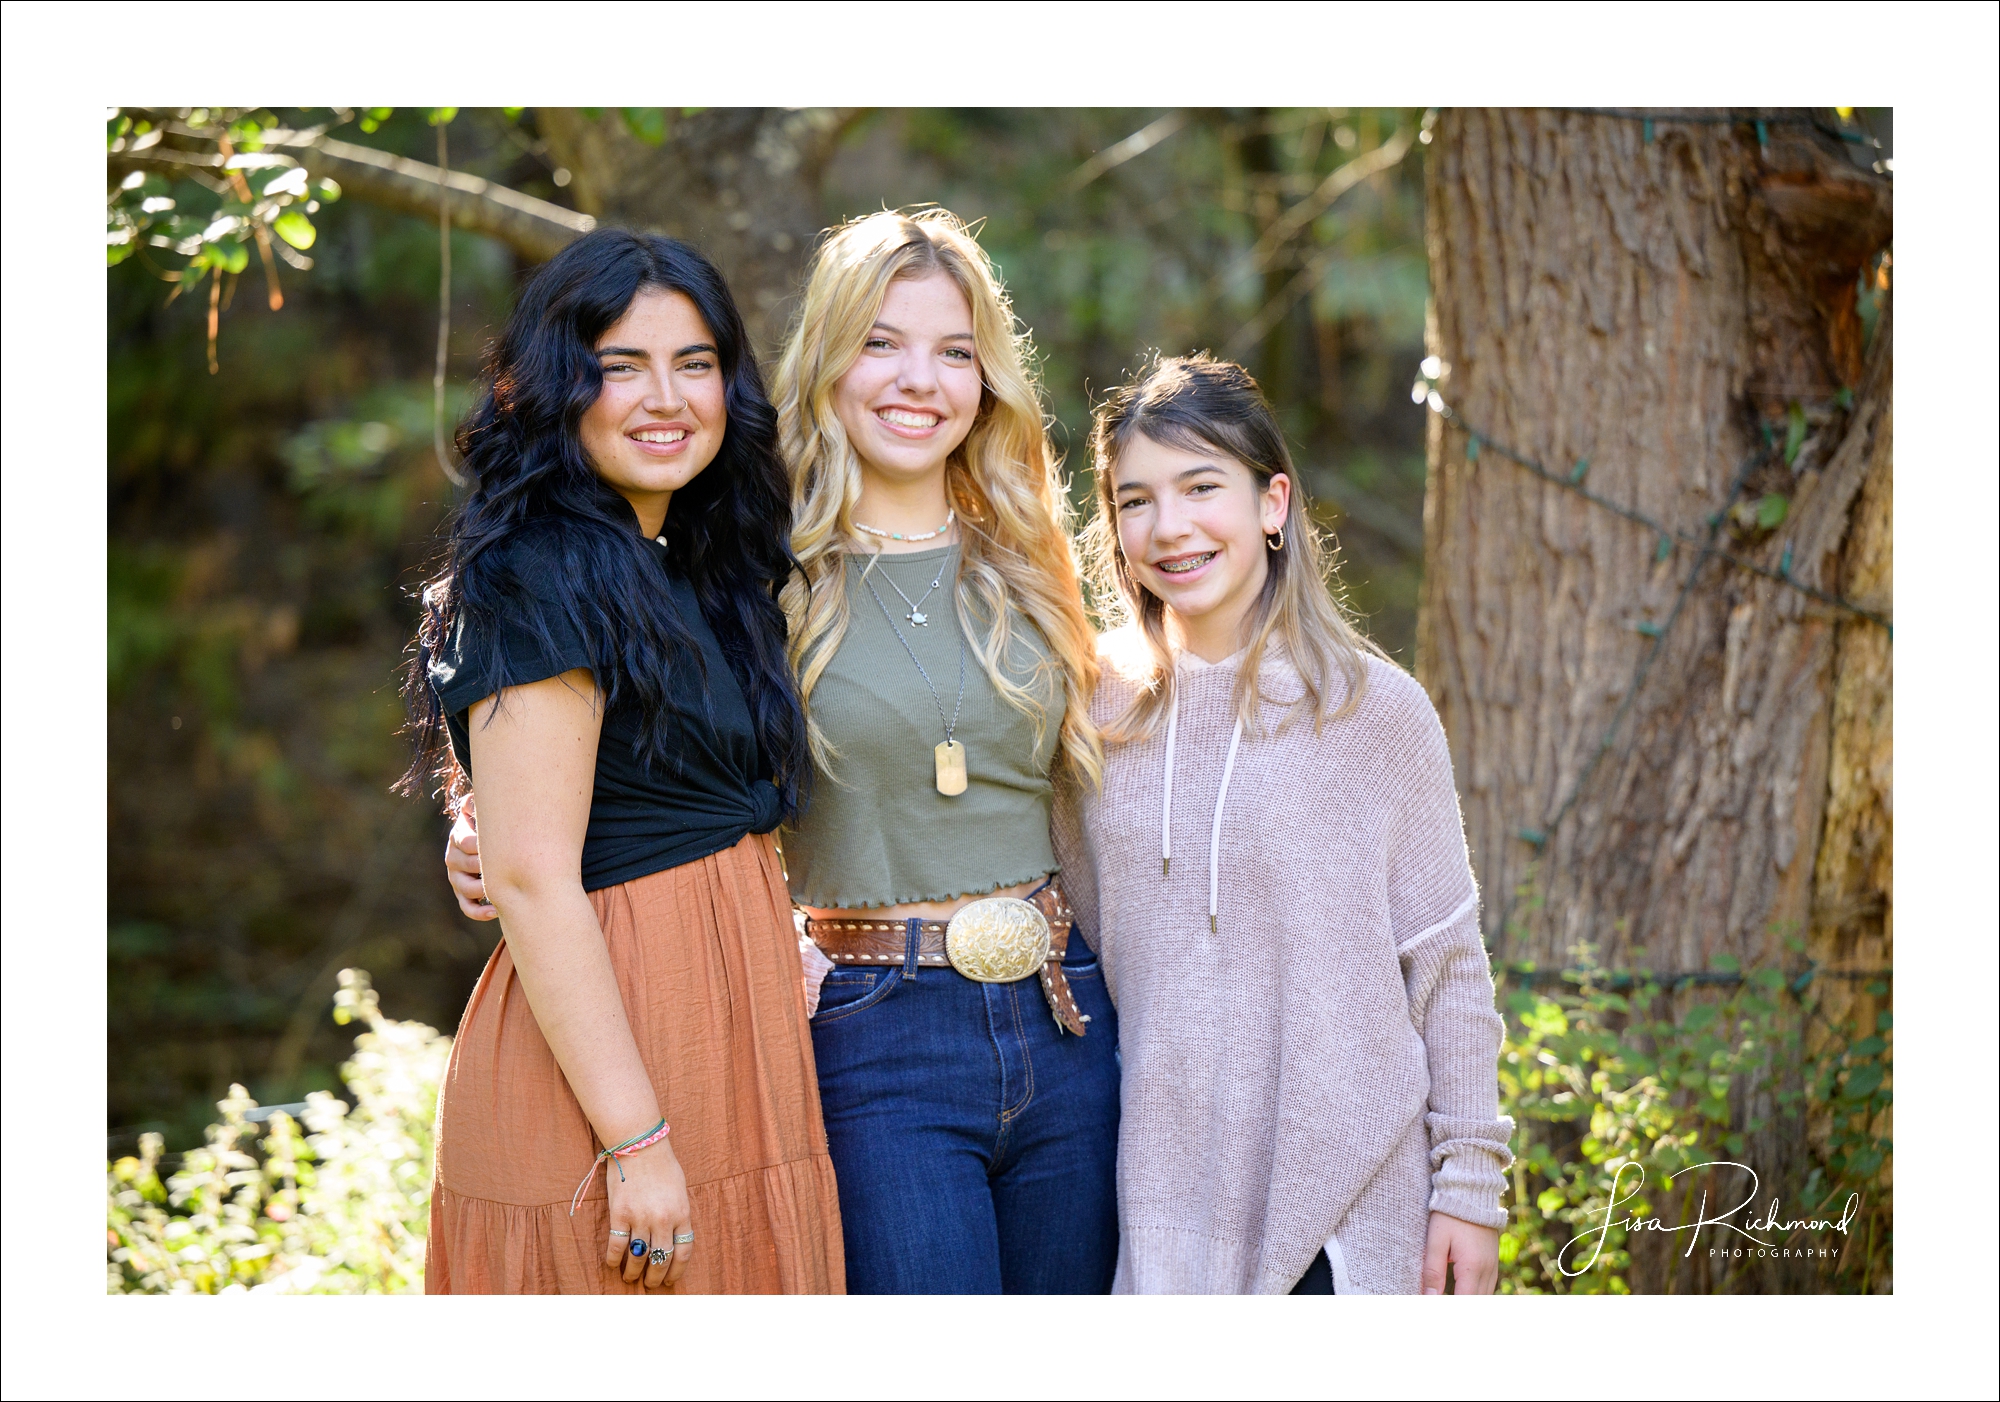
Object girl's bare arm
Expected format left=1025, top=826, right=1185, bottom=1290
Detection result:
left=467, top=669, right=693, bottom=1286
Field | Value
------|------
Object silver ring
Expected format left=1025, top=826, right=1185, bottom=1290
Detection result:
left=673, top=1232, right=695, bottom=1244
left=608, top=1229, right=631, bottom=1237
left=649, top=1247, right=670, bottom=1265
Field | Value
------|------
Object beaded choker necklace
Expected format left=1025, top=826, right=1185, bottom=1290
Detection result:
left=852, top=508, right=955, bottom=543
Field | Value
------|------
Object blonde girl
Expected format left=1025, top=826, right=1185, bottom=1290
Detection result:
left=1057, top=353, right=1513, bottom=1294
left=768, top=208, right=1118, bottom=1295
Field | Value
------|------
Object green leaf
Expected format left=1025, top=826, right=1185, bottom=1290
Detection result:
left=272, top=210, right=316, bottom=250
left=621, top=107, right=668, bottom=146
left=426, top=107, right=459, bottom=126
left=314, top=177, right=342, bottom=204
left=1752, top=967, right=1786, bottom=991
left=1843, top=1065, right=1885, bottom=1100
left=205, top=241, right=250, bottom=274
left=1850, top=1036, right=1886, bottom=1059
left=1756, top=494, right=1789, bottom=530
left=1536, top=1186, right=1567, bottom=1214
left=1783, top=401, right=1807, bottom=464
left=1682, top=1004, right=1717, bottom=1032
left=1710, top=954, right=1740, bottom=974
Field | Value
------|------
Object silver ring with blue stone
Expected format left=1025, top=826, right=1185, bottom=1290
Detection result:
left=629, top=1237, right=647, bottom=1259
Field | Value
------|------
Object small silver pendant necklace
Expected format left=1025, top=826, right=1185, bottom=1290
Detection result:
left=875, top=551, right=950, bottom=626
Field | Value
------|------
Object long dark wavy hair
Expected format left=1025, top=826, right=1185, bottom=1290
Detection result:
left=399, top=228, right=809, bottom=817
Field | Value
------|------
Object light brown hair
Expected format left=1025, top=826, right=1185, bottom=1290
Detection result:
left=1080, top=352, right=1384, bottom=742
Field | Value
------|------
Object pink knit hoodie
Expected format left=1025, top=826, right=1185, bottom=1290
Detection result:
left=1054, top=631, right=1513, bottom=1294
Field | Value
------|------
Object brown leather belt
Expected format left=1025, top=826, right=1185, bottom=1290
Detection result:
left=804, top=882, right=1091, bottom=1036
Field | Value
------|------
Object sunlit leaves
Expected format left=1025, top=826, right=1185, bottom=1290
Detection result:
left=106, top=107, right=356, bottom=363
left=106, top=971, right=447, bottom=1294
left=261, top=167, right=308, bottom=199
left=273, top=210, right=316, bottom=250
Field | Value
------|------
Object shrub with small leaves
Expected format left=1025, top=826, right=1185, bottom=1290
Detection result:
left=106, top=970, right=448, bottom=1294
left=1493, top=942, right=1891, bottom=1294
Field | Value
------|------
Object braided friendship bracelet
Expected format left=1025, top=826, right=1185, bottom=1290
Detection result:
left=568, top=1118, right=672, bottom=1216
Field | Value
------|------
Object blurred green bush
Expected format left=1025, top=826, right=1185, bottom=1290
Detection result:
left=105, top=962, right=1891, bottom=1295
left=107, top=970, right=445, bottom=1294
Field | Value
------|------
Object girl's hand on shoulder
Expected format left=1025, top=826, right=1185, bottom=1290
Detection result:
left=603, top=1136, right=696, bottom=1290
left=445, top=795, right=496, bottom=920
left=1422, top=1211, right=1499, bottom=1295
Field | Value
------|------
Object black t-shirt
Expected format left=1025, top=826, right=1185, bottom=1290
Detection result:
left=430, top=532, right=783, bottom=892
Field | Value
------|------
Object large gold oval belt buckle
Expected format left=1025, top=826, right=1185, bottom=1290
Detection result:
left=944, top=897, right=1051, bottom=984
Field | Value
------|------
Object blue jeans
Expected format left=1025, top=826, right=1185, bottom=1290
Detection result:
left=809, top=922, right=1121, bottom=1294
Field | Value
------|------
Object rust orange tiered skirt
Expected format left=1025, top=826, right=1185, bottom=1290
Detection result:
left=425, top=832, right=845, bottom=1294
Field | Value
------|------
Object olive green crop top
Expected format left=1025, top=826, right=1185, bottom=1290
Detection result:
left=779, top=545, right=1064, bottom=908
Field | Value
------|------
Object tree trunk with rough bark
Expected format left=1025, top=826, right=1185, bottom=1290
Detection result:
left=537, top=107, right=858, bottom=355
left=1416, top=109, right=1892, bottom=1290
left=1418, top=107, right=1889, bottom=973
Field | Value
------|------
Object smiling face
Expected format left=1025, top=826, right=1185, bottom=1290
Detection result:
left=576, top=286, right=727, bottom=538
left=830, top=271, right=983, bottom=496
left=1112, top=433, right=1291, bottom=659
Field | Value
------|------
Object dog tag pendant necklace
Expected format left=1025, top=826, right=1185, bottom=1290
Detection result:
left=863, top=568, right=968, bottom=796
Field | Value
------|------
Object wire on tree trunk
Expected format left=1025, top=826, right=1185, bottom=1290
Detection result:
left=1431, top=403, right=1891, bottom=633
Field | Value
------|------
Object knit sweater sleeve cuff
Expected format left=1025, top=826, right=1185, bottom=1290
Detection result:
left=1425, top=1111, right=1514, bottom=1231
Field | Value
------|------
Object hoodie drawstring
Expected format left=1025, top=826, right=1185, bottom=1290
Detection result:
left=1161, top=682, right=1245, bottom=934
left=1209, top=718, right=1244, bottom=933
left=1161, top=690, right=1178, bottom=876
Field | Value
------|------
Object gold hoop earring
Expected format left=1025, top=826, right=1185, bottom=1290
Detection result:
left=1266, top=529, right=1285, bottom=552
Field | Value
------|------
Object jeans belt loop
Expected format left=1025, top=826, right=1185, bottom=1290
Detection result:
left=902, top=916, right=923, bottom=982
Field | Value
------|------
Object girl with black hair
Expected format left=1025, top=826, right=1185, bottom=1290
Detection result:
left=403, top=229, right=843, bottom=1294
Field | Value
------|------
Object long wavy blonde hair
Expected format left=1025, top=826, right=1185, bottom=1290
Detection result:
left=1080, top=353, right=1386, bottom=743
left=773, top=207, right=1101, bottom=787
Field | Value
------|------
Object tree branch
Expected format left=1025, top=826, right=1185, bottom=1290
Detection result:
left=109, top=134, right=596, bottom=264
left=301, top=138, right=594, bottom=262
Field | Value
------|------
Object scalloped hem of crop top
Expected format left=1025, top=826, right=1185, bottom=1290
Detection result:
left=791, top=865, right=1060, bottom=912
